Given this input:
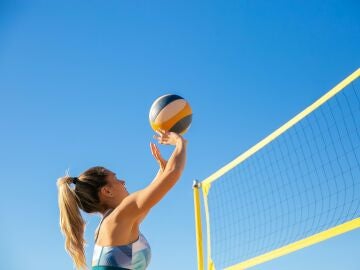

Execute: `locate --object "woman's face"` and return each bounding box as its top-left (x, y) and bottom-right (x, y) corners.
top-left (105, 171), bottom-right (129, 199)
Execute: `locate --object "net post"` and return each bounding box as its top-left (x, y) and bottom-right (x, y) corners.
top-left (193, 180), bottom-right (204, 270)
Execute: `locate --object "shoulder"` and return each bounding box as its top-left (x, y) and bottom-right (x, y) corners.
top-left (110, 192), bottom-right (144, 222)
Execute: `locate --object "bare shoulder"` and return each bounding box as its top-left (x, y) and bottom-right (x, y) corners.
top-left (111, 191), bottom-right (143, 221)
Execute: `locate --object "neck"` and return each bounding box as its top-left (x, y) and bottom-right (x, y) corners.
top-left (99, 194), bottom-right (128, 215)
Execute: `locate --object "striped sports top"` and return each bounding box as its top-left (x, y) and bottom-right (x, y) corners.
top-left (92, 209), bottom-right (151, 270)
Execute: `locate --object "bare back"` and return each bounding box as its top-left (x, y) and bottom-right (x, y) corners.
top-left (96, 210), bottom-right (145, 247)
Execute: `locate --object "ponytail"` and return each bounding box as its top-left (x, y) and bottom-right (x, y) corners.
top-left (57, 177), bottom-right (87, 270)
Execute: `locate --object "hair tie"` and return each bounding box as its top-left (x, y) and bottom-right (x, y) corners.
top-left (72, 177), bottom-right (79, 185)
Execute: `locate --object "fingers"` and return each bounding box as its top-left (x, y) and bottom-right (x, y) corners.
top-left (153, 129), bottom-right (170, 144)
top-left (150, 142), bottom-right (161, 160)
top-left (150, 142), bottom-right (158, 156)
top-left (153, 129), bottom-right (184, 146)
top-left (150, 142), bottom-right (155, 155)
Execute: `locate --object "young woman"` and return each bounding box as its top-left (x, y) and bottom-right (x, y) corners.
top-left (57, 130), bottom-right (187, 270)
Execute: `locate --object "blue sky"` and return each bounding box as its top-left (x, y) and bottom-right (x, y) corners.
top-left (0, 0), bottom-right (359, 269)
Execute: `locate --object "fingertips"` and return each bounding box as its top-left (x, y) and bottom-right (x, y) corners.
top-left (155, 129), bottom-right (163, 136)
top-left (152, 137), bottom-right (162, 145)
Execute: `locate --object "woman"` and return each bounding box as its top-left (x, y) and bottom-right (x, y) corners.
top-left (57, 130), bottom-right (187, 270)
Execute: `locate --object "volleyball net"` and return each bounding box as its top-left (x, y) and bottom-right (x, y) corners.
top-left (193, 68), bottom-right (360, 270)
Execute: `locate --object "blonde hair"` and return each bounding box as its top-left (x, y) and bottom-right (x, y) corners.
top-left (57, 166), bottom-right (109, 269)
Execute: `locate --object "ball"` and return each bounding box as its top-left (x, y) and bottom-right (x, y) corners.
top-left (149, 94), bottom-right (192, 135)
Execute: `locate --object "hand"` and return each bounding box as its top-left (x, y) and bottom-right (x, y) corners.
top-left (153, 130), bottom-right (185, 145)
top-left (150, 142), bottom-right (167, 171)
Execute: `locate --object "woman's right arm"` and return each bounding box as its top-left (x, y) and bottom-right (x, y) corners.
top-left (119, 131), bottom-right (187, 219)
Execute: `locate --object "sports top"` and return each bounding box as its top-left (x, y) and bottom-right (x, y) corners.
top-left (92, 209), bottom-right (151, 270)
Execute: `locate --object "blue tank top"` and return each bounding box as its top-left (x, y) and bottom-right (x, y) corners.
top-left (92, 210), bottom-right (151, 270)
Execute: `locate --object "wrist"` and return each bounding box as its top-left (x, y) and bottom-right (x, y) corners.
top-left (175, 137), bottom-right (187, 147)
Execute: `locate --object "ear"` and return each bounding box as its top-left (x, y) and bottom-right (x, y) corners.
top-left (99, 186), bottom-right (113, 198)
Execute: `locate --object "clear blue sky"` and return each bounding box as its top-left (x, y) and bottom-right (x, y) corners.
top-left (0, 0), bottom-right (359, 269)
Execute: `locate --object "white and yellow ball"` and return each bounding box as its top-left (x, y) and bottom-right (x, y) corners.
top-left (149, 94), bottom-right (192, 135)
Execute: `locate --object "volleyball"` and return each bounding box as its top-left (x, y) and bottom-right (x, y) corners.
top-left (149, 94), bottom-right (192, 135)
